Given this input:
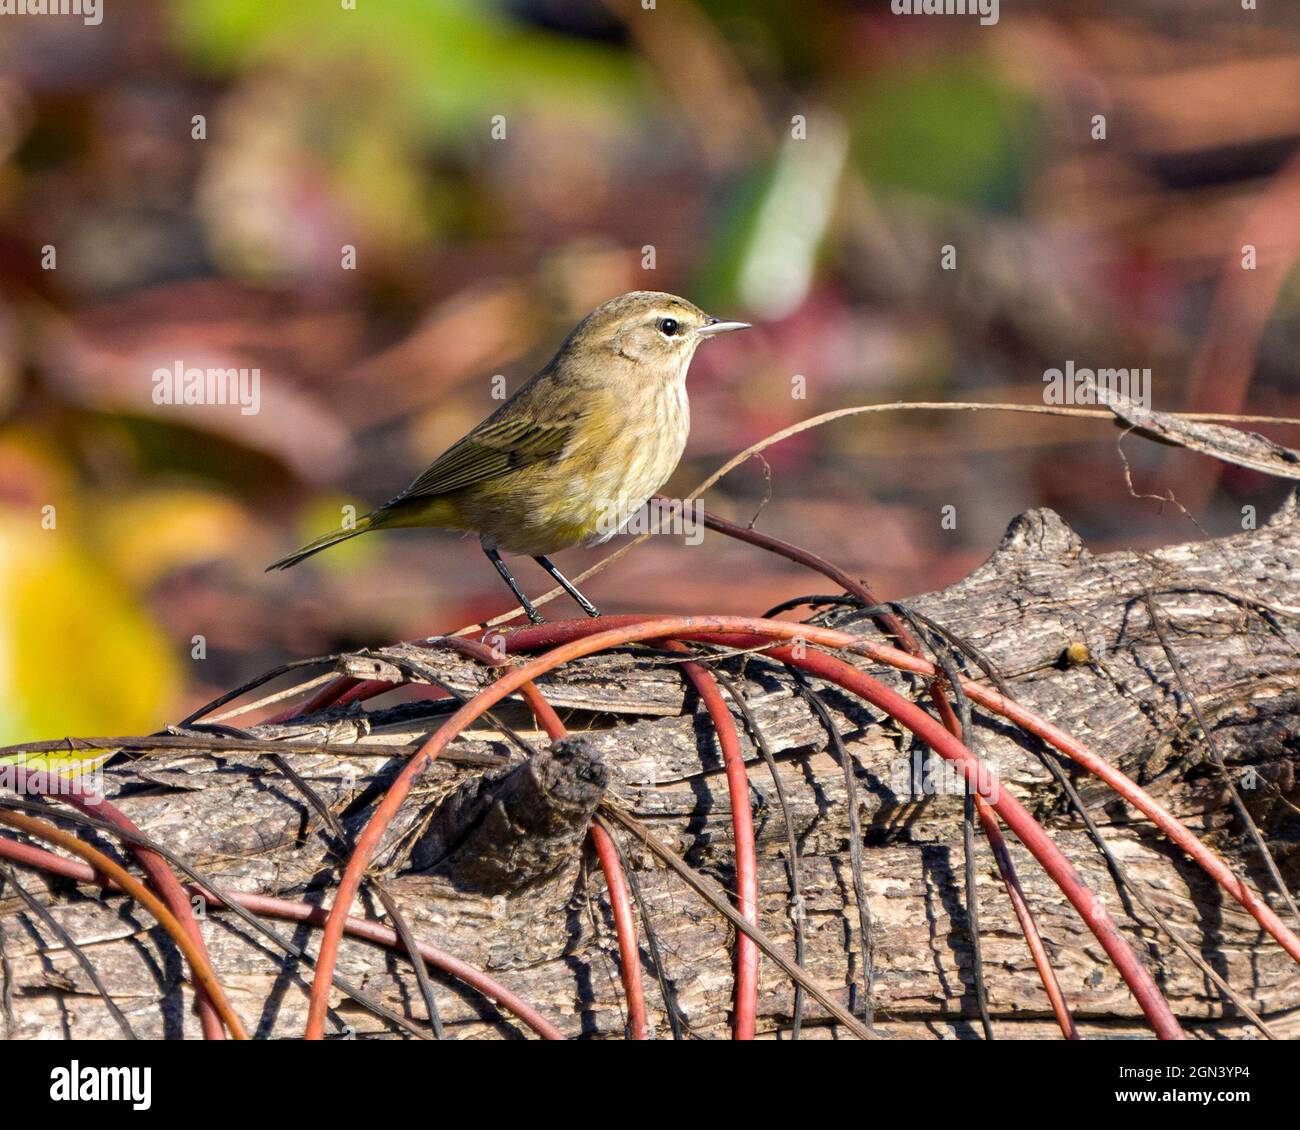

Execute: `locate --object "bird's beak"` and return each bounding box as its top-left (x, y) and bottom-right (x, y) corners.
top-left (696, 317), bottom-right (751, 337)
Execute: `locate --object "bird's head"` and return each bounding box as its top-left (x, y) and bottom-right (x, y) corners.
top-left (562, 291), bottom-right (750, 373)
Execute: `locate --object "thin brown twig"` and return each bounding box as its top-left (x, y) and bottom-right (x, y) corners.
top-left (0, 734), bottom-right (450, 761)
top-left (454, 401), bottom-right (1300, 634)
top-left (891, 604), bottom-right (1278, 1038)
top-left (0, 794), bottom-right (435, 1039)
top-left (0, 809), bottom-right (248, 1039)
top-left (788, 672), bottom-right (875, 1028)
top-left (263, 748), bottom-right (444, 1040)
top-left (0, 860), bottom-right (138, 1039)
top-left (601, 802), bottom-right (877, 1039)
top-left (1142, 588), bottom-right (1300, 931)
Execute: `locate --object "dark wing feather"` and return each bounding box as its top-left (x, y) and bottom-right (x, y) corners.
top-left (388, 415), bottom-right (577, 504)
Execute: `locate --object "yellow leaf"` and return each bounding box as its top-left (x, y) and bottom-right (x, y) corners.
top-left (0, 510), bottom-right (179, 763)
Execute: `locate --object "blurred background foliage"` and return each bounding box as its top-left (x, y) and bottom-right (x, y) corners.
top-left (1, 0), bottom-right (1299, 738)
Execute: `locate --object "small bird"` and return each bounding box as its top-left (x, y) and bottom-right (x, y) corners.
top-left (267, 291), bottom-right (749, 622)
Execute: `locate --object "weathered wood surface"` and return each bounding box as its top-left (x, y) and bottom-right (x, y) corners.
top-left (2, 505), bottom-right (1299, 1040)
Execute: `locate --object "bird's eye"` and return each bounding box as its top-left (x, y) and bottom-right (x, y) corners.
top-left (658, 317), bottom-right (680, 337)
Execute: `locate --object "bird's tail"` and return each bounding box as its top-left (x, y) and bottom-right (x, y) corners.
top-left (266, 514), bottom-right (374, 571)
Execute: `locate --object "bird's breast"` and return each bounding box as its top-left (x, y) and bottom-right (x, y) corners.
top-left (598, 378), bottom-right (689, 497)
top-left (555, 378), bottom-right (690, 544)
top-left (474, 375), bottom-right (691, 556)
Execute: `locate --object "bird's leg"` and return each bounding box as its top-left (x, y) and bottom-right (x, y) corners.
top-left (483, 546), bottom-right (545, 624)
top-left (533, 555), bottom-right (601, 618)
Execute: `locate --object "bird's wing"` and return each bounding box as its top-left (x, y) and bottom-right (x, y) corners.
top-left (388, 414), bottom-right (578, 503)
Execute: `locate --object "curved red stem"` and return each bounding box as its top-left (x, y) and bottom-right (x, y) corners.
top-left (191, 611), bottom-right (1298, 1038)
top-left (663, 641), bottom-right (758, 1040)
top-left (298, 615), bottom-right (1188, 1039)
top-left (245, 632), bottom-right (722, 1039)
top-left (764, 644), bottom-right (1183, 1039)
top-left (0, 835), bottom-right (563, 1040)
top-left (504, 616), bottom-right (1300, 969)
top-left (588, 822), bottom-right (650, 1039)
top-left (11, 772), bottom-right (227, 1040)
top-left (303, 620), bottom-right (743, 1038)
top-left (429, 638), bottom-right (649, 1039)
top-left (266, 676), bottom-right (362, 723)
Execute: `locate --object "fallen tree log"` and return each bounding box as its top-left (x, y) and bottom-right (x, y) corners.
top-left (2, 503), bottom-right (1299, 1039)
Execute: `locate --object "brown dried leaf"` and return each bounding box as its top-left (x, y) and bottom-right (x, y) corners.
top-left (1105, 392), bottom-right (1300, 481)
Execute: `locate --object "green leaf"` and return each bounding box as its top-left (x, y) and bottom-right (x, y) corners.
top-left (172, 0), bottom-right (641, 130)
top-left (851, 60), bottom-right (1040, 212)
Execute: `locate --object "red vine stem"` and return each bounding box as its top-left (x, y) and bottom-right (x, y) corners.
top-left (0, 808), bottom-right (249, 1039)
top-left (751, 643), bottom-right (1183, 1039)
top-left (588, 822), bottom-right (649, 1039)
top-left (430, 638), bottom-right (649, 1040)
top-left (702, 508), bottom-right (1075, 1035)
top-left (663, 640), bottom-right (758, 1040)
top-left (301, 620), bottom-right (755, 1038)
top-left (0, 834), bottom-right (563, 1040)
top-left (10, 772), bottom-right (227, 1040)
top-left (271, 633), bottom-right (643, 1040)
top-left (302, 615), bottom-right (1186, 1039)
top-left (266, 676), bottom-right (361, 722)
top-left (507, 615), bottom-right (1300, 968)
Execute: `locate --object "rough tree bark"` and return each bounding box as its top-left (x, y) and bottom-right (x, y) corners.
top-left (2, 505), bottom-right (1299, 1040)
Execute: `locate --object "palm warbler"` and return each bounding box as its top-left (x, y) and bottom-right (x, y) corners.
top-left (267, 291), bottom-right (749, 621)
